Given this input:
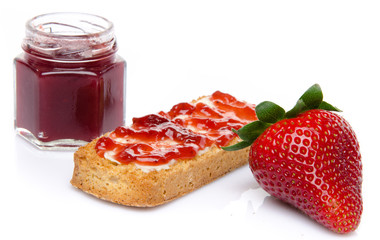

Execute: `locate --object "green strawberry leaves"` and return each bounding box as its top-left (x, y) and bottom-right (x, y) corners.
top-left (285, 84), bottom-right (340, 118)
top-left (220, 140), bottom-right (252, 151)
top-left (255, 101), bottom-right (285, 123)
top-left (319, 101), bottom-right (342, 112)
top-left (222, 102), bottom-right (282, 151)
top-left (222, 84), bottom-right (341, 151)
top-left (227, 121), bottom-right (272, 150)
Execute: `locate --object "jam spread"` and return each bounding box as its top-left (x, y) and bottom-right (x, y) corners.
top-left (95, 91), bottom-right (257, 166)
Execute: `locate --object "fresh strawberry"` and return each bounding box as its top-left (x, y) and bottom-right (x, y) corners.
top-left (223, 84), bottom-right (362, 233)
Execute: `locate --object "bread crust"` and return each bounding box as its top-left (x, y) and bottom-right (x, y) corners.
top-left (70, 138), bottom-right (249, 207)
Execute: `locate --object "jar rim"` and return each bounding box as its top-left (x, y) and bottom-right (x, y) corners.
top-left (26, 12), bottom-right (114, 39)
top-left (23, 12), bottom-right (117, 60)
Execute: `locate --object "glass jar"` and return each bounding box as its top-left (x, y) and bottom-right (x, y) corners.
top-left (14, 12), bottom-right (126, 150)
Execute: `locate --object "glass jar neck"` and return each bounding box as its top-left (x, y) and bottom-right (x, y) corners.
top-left (22, 12), bottom-right (117, 61)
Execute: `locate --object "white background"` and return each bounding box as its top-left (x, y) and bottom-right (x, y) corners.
top-left (1, 0), bottom-right (379, 239)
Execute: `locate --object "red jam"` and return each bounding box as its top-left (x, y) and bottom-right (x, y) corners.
top-left (95, 91), bottom-right (257, 166)
top-left (15, 54), bottom-right (125, 143)
top-left (14, 13), bottom-right (126, 149)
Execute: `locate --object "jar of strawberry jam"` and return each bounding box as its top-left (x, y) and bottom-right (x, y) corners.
top-left (14, 13), bottom-right (126, 150)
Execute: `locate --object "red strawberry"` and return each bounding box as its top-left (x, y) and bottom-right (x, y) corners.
top-left (224, 84), bottom-right (362, 233)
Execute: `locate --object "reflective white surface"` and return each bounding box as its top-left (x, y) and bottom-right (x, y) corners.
top-left (1, 1), bottom-right (379, 239)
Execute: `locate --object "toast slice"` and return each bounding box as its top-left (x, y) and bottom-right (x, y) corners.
top-left (71, 91), bottom-right (256, 207)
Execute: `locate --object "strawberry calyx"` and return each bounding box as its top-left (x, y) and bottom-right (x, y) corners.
top-left (223, 84), bottom-right (341, 151)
